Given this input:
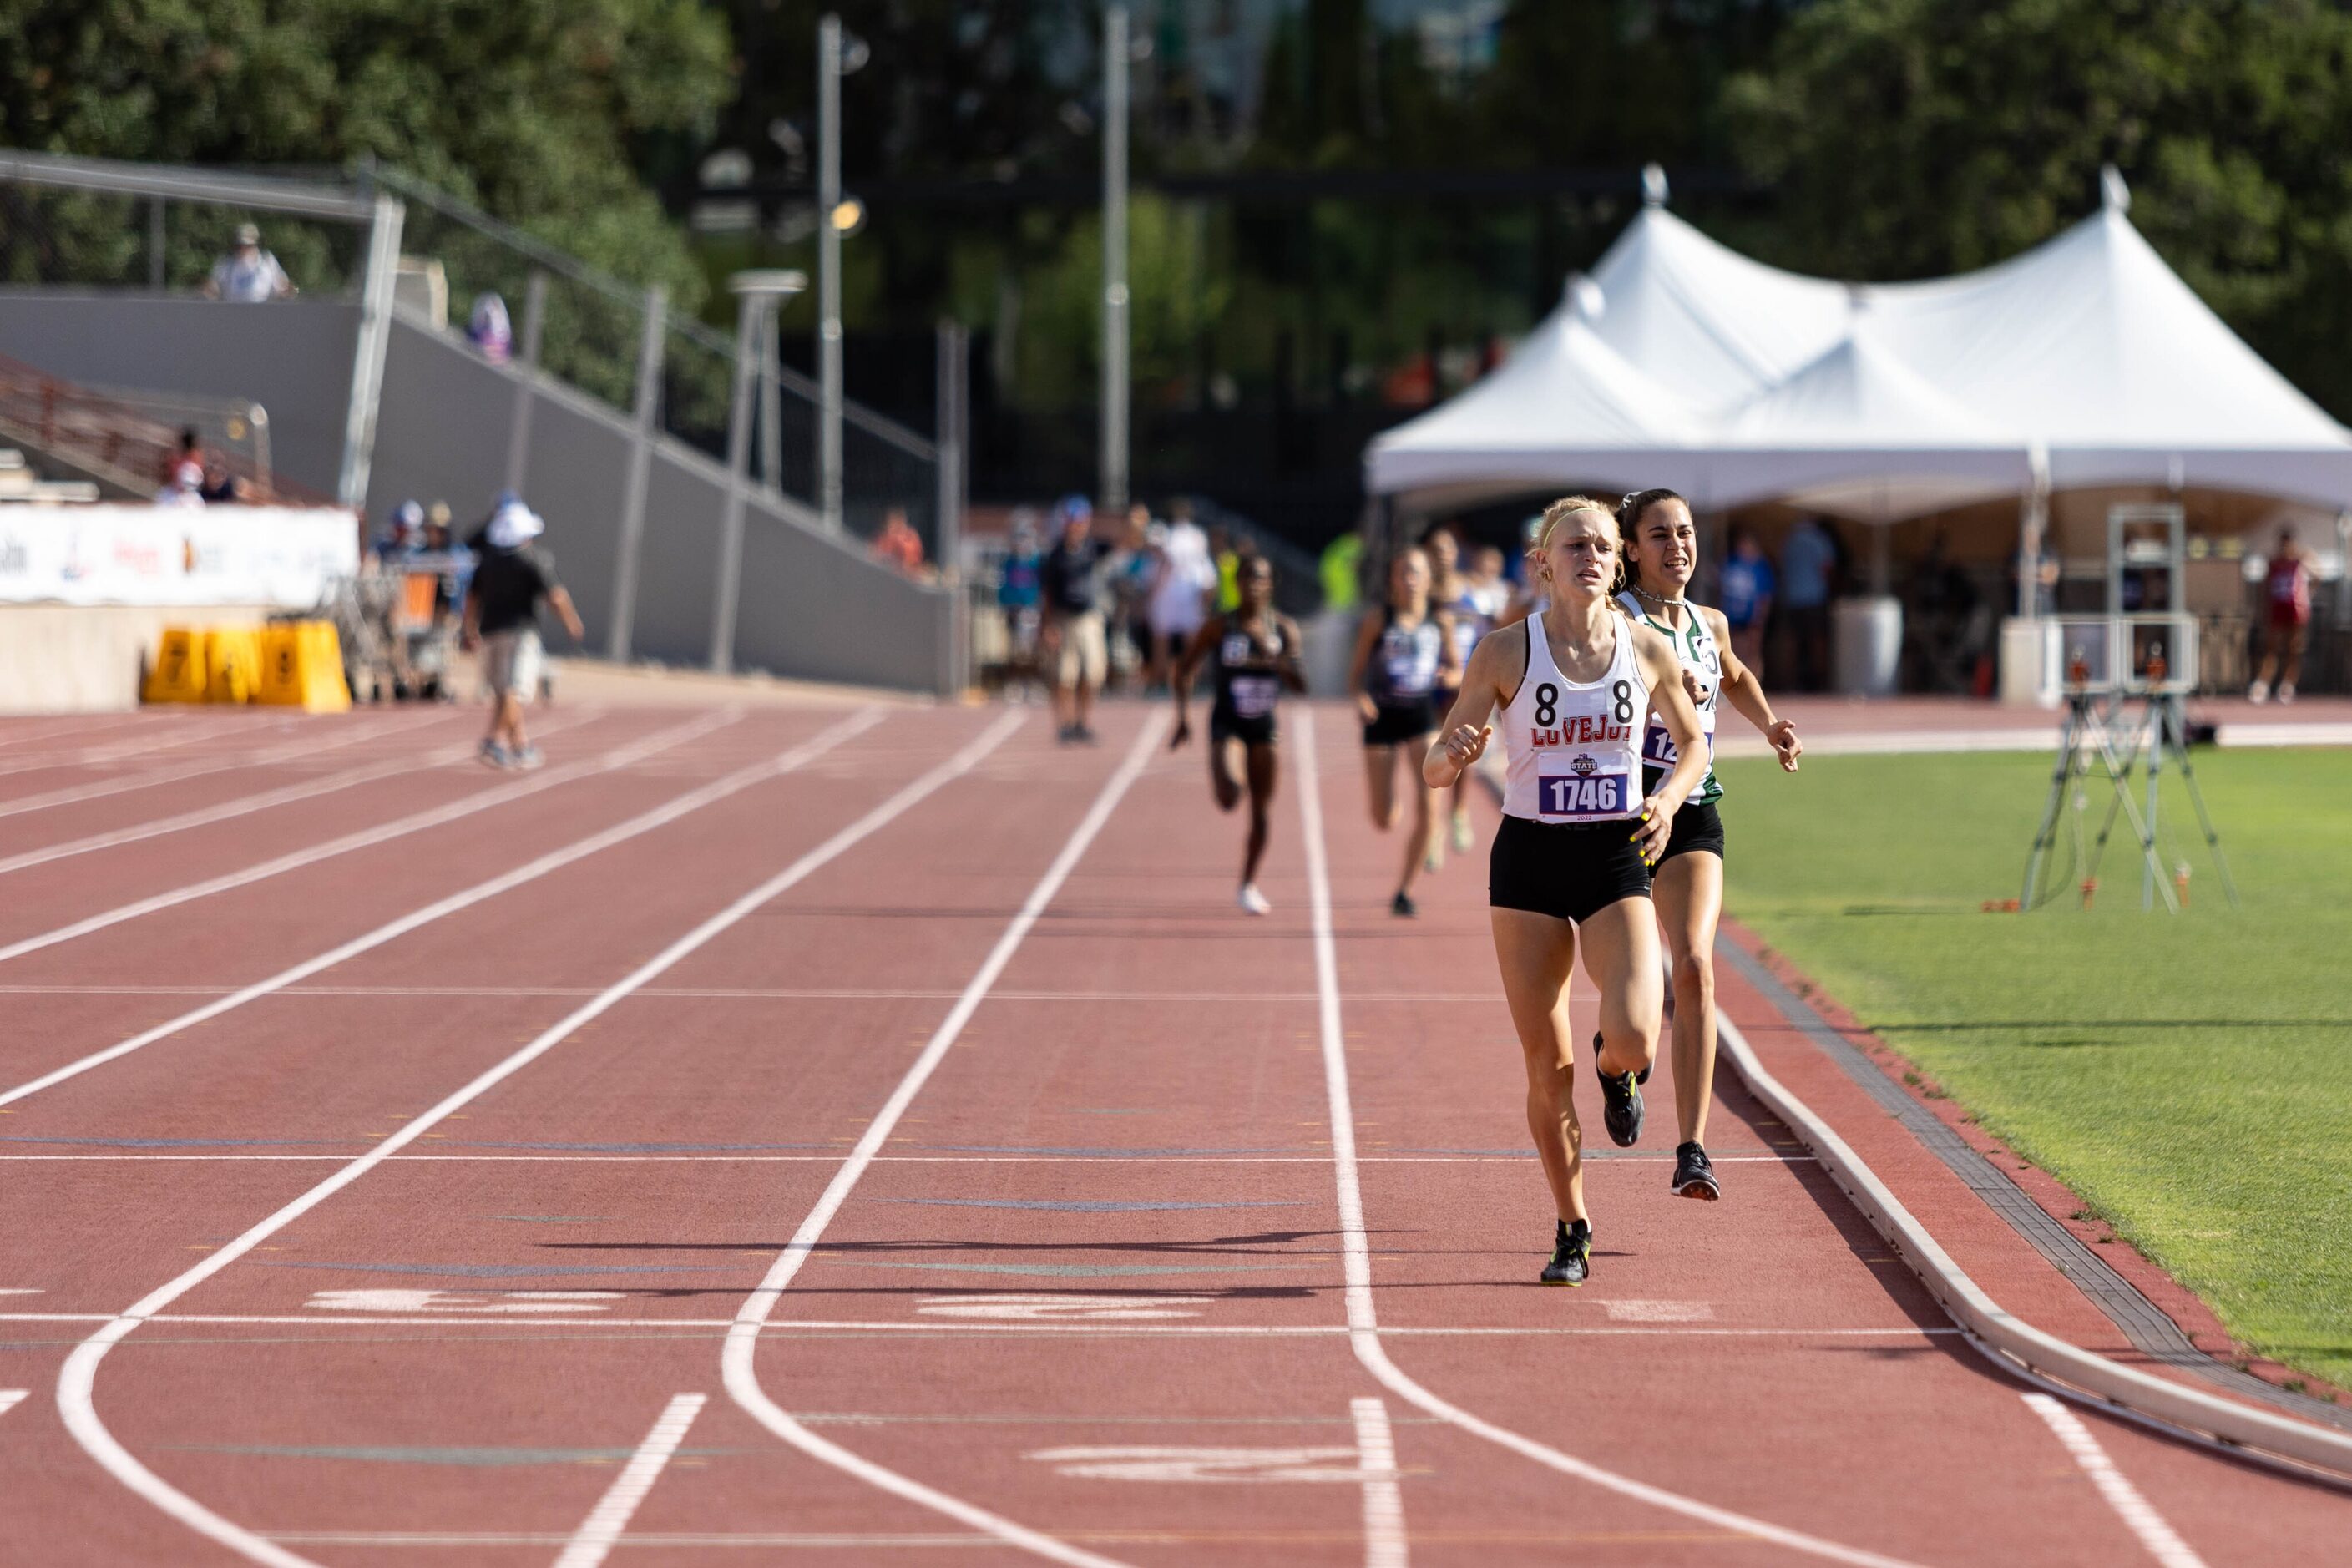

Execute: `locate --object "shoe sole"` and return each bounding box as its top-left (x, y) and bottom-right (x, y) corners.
top-left (1673, 1179), bottom-right (1722, 1201)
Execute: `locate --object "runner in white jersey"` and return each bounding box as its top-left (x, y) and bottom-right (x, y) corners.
top-left (1423, 496), bottom-right (1708, 1287)
top-left (1616, 488), bottom-right (1803, 1202)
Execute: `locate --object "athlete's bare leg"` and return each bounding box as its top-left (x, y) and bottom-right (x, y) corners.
top-left (1394, 734), bottom-right (1439, 897)
top-left (1242, 741), bottom-right (1278, 887)
top-left (1650, 850), bottom-right (1722, 1145)
top-left (1363, 745), bottom-right (1400, 830)
top-left (1490, 907), bottom-right (1586, 1225)
top-left (1210, 736), bottom-right (1245, 812)
top-left (1576, 894), bottom-right (1664, 1085)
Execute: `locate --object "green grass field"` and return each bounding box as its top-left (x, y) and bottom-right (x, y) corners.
top-left (1715, 744), bottom-right (2352, 1393)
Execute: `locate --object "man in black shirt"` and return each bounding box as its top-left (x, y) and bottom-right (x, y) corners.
top-left (1040, 495), bottom-right (1110, 743)
top-left (463, 493), bottom-right (584, 768)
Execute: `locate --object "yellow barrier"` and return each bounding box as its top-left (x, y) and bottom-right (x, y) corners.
top-left (255, 621), bottom-right (352, 713)
top-left (205, 626), bottom-right (262, 704)
top-left (141, 628), bottom-right (210, 705)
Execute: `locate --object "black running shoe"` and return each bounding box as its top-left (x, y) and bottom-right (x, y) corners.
top-left (1540, 1218), bottom-right (1591, 1287)
top-left (1672, 1141), bottom-right (1721, 1201)
top-left (1390, 891), bottom-right (1417, 918)
top-left (1593, 1032), bottom-right (1650, 1148)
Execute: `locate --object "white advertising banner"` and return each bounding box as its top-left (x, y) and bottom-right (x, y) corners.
top-left (0, 506), bottom-right (361, 609)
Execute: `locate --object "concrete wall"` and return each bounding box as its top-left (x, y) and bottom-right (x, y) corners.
top-left (0, 290), bottom-right (953, 692)
top-left (0, 603), bottom-right (266, 712)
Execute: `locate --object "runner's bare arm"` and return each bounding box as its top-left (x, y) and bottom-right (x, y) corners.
top-left (547, 584), bottom-right (586, 643)
top-left (1346, 609), bottom-right (1383, 722)
top-left (1632, 625), bottom-right (1707, 859)
top-left (1168, 616), bottom-right (1224, 750)
top-left (1705, 605), bottom-right (1801, 771)
top-left (1275, 616), bottom-right (1309, 692)
top-left (1423, 630), bottom-right (1508, 788)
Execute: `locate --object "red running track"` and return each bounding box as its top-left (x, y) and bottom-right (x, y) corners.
top-left (0, 699), bottom-right (2343, 1565)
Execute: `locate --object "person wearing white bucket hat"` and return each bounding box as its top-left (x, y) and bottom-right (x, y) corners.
top-left (463, 491), bottom-right (583, 768)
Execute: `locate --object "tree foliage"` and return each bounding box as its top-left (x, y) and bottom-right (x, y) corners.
top-left (0, 0), bottom-right (732, 302)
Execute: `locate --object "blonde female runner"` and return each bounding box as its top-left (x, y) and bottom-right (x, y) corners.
top-left (1423, 496), bottom-right (1708, 1285)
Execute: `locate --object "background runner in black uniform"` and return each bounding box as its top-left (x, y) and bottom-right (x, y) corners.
top-left (1171, 555), bottom-right (1307, 915)
top-left (1347, 545), bottom-right (1459, 917)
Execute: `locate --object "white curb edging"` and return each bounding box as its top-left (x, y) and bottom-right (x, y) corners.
top-left (1713, 1006), bottom-right (2352, 1483)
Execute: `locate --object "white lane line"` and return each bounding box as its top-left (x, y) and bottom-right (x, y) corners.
top-left (1351, 1398), bottom-right (1408, 1568)
top-left (723, 713), bottom-right (1170, 1568)
top-left (0, 984), bottom-right (1494, 1001)
top-left (0, 1312), bottom-right (1962, 1337)
top-left (0, 1152), bottom-right (1818, 1166)
top-left (2021, 1394), bottom-right (2209, 1568)
top-left (0, 1389), bottom-right (24, 1418)
top-left (1293, 709), bottom-right (1922, 1568)
top-left (0, 710), bottom-right (559, 878)
top-left (0, 708), bottom-right (734, 969)
top-left (0, 710), bottom-right (441, 817)
top-left (551, 1393), bottom-right (708, 1568)
top-left (0, 708), bottom-right (852, 1113)
top-left (55, 711), bottom-right (1020, 1568)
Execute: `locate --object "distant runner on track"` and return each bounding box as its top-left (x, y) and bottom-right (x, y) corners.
top-left (1616, 488), bottom-right (1803, 1201)
top-left (1426, 524), bottom-right (1506, 859)
top-left (1423, 495), bottom-right (1707, 1286)
top-left (1170, 555), bottom-right (1307, 916)
top-left (1349, 544), bottom-right (1459, 918)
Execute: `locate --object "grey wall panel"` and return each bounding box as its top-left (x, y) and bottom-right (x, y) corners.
top-left (0, 292), bottom-right (357, 494)
top-left (0, 292), bottom-right (955, 692)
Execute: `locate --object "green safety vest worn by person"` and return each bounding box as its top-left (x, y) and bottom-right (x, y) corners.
top-left (1216, 549), bottom-right (1242, 612)
top-left (1320, 534), bottom-right (1362, 613)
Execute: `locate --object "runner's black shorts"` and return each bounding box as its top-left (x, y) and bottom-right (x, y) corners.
top-left (1210, 706), bottom-right (1277, 748)
top-left (1489, 813), bottom-right (1653, 925)
top-left (1657, 797), bottom-right (1725, 865)
top-left (1362, 697), bottom-right (1438, 747)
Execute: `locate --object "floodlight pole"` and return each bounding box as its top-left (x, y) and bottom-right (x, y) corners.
top-left (713, 271), bottom-right (806, 674)
top-left (1100, 3), bottom-right (1130, 518)
top-left (818, 12), bottom-right (846, 534)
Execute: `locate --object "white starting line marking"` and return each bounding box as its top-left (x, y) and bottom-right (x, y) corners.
top-left (552, 1393), bottom-right (708, 1568)
top-left (2020, 1394), bottom-right (2209, 1568)
top-left (1603, 1300), bottom-right (1713, 1323)
top-left (1352, 1398), bottom-right (1409, 1568)
top-left (1030, 1444), bottom-right (1364, 1483)
top-left (915, 1294), bottom-right (1212, 1322)
top-left (0, 1390), bottom-right (25, 1419)
top-left (305, 1290), bottom-right (625, 1315)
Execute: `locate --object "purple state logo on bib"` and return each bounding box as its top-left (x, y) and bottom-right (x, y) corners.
top-left (1537, 754), bottom-right (1630, 820)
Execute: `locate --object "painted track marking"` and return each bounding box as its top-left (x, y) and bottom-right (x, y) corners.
top-left (0, 709), bottom-right (581, 877)
top-left (55, 710), bottom-right (1022, 1568)
top-left (0, 708), bottom-right (732, 968)
top-left (0, 709), bottom-right (847, 1112)
top-left (1292, 707), bottom-right (1924, 1568)
top-left (551, 1393), bottom-right (708, 1568)
top-left (0, 1389), bottom-right (23, 1419)
top-left (1352, 1398), bottom-right (1409, 1568)
top-left (722, 712), bottom-right (1171, 1568)
top-left (0, 708), bottom-right (441, 812)
top-left (2021, 1394), bottom-right (2209, 1568)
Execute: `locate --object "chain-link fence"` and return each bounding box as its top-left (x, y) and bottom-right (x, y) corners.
top-left (0, 180), bottom-right (366, 296)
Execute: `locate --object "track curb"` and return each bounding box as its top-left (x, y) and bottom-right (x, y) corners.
top-left (1712, 987), bottom-right (2352, 1485)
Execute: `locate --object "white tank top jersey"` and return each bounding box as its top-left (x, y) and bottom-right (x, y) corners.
top-left (1500, 615), bottom-right (1648, 823)
top-left (1616, 589), bottom-right (1722, 797)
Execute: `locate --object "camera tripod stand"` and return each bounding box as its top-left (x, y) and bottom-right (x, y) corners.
top-left (2021, 687), bottom-right (2238, 913)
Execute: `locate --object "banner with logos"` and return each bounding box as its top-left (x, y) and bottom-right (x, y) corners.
top-left (0, 506), bottom-right (361, 609)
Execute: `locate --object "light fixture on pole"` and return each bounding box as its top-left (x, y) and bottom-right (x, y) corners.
top-left (817, 13), bottom-right (868, 536)
top-left (711, 268), bottom-right (807, 674)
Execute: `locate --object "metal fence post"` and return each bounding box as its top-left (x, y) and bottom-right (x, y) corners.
top-left (336, 191), bottom-right (405, 509)
top-left (609, 284), bottom-right (667, 662)
top-left (148, 197), bottom-right (165, 291)
top-left (503, 269), bottom-right (549, 498)
top-left (937, 320), bottom-right (968, 694)
top-left (711, 294), bottom-right (763, 674)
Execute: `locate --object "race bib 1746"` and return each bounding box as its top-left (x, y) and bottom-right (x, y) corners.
top-left (1537, 770), bottom-right (1630, 820)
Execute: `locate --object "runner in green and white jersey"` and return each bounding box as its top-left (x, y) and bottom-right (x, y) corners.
top-left (1615, 488), bottom-right (1804, 1202)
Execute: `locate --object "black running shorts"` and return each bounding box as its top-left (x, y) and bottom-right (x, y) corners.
top-left (1362, 698), bottom-right (1438, 747)
top-left (1210, 706), bottom-right (1277, 748)
top-left (1488, 812), bottom-right (1653, 925)
top-left (1656, 798), bottom-right (1725, 866)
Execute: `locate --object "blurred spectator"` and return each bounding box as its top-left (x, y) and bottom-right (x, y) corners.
top-left (1778, 514), bottom-right (1835, 691)
top-left (1105, 503), bottom-right (1159, 690)
top-left (872, 508), bottom-right (925, 575)
top-left (374, 500), bottom-right (427, 560)
top-left (1717, 526), bottom-right (1775, 676)
top-left (1319, 531), bottom-right (1363, 614)
top-left (153, 459), bottom-right (205, 508)
top-left (1150, 509), bottom-right (1216, 690)
top-left (204, 225), bottom-right (295, 302)
top-left (199, 455), bottom-right (245, 505)
top-left (1041, 495), bottom-right (1110, 744)
top-left (2250, 528), bottom-right (2314, 704)
top-left (426, 503), bottom-right (463, 625)
top-left (997, 511), bottom-right (1044, 703)
top-left (463, 493), bottom-right (583, 768)
top-left (468, 292), bottom-right (514, 363)
top-left (163, 427), bottom-right (205, 488)
top-left (1208, 522), bottom-right (1242, 612)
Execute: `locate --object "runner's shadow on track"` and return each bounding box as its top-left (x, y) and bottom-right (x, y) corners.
top-left (538, 1229), bottom-right (1377, 1260)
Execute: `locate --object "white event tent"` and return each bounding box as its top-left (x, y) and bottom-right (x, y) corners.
top-left (1366, 171), bottom-right (2352, 524)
